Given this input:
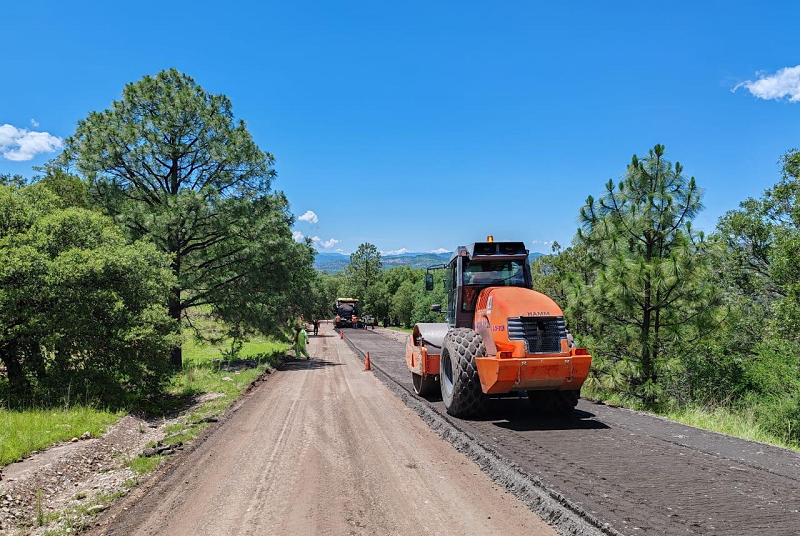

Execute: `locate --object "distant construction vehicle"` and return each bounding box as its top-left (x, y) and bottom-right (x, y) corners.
top-left (334, 298), bottom-right (360, 329)
top-left (405, 237), bottom-right (592, 417)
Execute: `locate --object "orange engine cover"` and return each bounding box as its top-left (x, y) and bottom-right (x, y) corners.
top-left (472, 286), bottom-right (591, 393)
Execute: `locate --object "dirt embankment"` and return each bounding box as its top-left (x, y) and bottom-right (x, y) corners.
top-left (0, 391), bottom-right (227, 536)
top-left (1, 415), bottom-right (159, 535)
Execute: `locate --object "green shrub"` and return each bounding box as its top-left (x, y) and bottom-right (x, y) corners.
top-left (745, 391), bottom-right (800, 445)
top-left (0, 182), bottom-right (177, 407)
top-left (743, 340), bottom-right (800, 396)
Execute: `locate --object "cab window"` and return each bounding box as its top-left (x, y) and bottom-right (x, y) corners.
top-left (462, 260), bottom-right (525, 287)
top-left (461, 259), bottom-right (526, 312)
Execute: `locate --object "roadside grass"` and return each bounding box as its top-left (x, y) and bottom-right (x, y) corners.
top-left (1, 315), bottom-right (288, 469)
top-left (173, 330), bottom-right (287, 413)
top-left (126, 454), bottom-right (166, 475)
top-left (1, 311), bottom-right (287, 536)
top-left (40, 489), bottom-right (127, 536)
top-left (583, 387), bottom-right (800, 453)
top-left (664, 405), bottom-right (800, 452)
top-left (0, 407), bottom-right (121, 467)
top-left (387, 326), bottom-right (413, 333)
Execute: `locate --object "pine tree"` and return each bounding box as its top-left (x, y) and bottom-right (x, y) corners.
top-left (58, 69), bottom-right (311, 369)
top-left (578, 144), bottom-right (719, 403)
top-left (345, 243), bottom-right (383, 302)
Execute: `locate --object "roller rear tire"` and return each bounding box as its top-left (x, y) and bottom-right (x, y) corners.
top-left (440, 328), bottom-right (487, 418)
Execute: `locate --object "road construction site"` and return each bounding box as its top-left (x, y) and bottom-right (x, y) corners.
top-left (88, 322), bottom-right (800, 536)
top-left (342, 327), bottom-right (800, 536)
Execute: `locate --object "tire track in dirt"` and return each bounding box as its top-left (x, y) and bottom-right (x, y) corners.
top-left (93, 325), bottom-right (556, 536)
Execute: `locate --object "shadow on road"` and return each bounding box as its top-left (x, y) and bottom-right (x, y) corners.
top-left (421, 394), bottom-right (611, 431)
top-left (280, 358), bottom-right (343, 371)
top-left (492, 415), bottom-right (609, 432)
top-left (486, 399), bottom-right (610, 431)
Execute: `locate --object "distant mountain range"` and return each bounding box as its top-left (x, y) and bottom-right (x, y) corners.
top-left (314, 251), bottom-right (544, 273)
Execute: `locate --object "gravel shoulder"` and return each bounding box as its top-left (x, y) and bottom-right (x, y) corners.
top-left (90, 324), bottom-right (556, 536)
top-left (1, 414), bottom-right (165, 535)
top-left (342, 327), bottom-right (800, 536)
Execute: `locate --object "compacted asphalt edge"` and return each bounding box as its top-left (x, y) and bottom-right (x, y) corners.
top-left (340, 329), bottom-right (619, 536)
top-left (342, 328), bottom-right (800, 536)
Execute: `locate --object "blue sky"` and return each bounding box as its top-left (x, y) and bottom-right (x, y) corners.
top-left (2, 1), bottom-right (798, 254)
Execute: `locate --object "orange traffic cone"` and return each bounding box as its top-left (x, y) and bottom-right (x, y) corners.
top-left (364, 351), bottom-right (371, 371)
top-left (340, 331), bottom-right (343, 340)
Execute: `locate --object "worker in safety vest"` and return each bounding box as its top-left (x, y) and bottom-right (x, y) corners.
top-left (294, 325), bottom-right (310, 360)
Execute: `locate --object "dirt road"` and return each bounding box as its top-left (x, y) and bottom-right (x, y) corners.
top-left (95, 325), bottom-right (556, 536)
top-left (344, 328), bottom-right (800, 536)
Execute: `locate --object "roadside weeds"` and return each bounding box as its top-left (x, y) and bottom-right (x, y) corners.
top-left (582, 388), bottom-right (800, 454)
top-left (1, 346), bottom-right (286, 536)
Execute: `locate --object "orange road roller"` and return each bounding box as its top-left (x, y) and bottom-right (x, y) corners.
top-left (405, 238), bottom-right (592, 417)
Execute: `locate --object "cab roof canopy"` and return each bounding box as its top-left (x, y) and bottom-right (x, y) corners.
top-left (450, 241), bottom-right (529, 262)
top-left (336, 298), bottom-right (359, 302)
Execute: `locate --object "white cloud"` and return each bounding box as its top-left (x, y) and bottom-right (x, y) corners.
top-left (30, 118), bottom-right (39, 127)
top-left (0, 124), bottom-right (63, 161)
top-left (295, 228), bottom-right (338, 249)
top-left (298, 210), bottom-right (319, 224)
top-left (429, 248), bottom-right (450, 254)
top-left (734, 65), bottom-right (800, 102)
top-left (382, 248), bottom-right (413, 255)
top-left (530, 240), bottom-right (555, 247)
top-left (310, 236), bottom-right (340, 249)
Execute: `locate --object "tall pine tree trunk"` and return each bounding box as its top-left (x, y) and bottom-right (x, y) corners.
top-left (641, 286), bottom-right (652, 382)
top-left (169, 252), bottom-right (182, 370)
top-left (641, 241), bottom-right (653, 386)
top-left (653, 294), bottom-right (661, 383)
top-left (1, 341), bottom-right (29, 399)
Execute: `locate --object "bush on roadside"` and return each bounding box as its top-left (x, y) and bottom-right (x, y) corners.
top-left (0, 182), bottom-right (178, 407)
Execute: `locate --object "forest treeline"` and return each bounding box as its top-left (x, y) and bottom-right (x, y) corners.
top-left (302, 242), bottom-right (448, 328)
